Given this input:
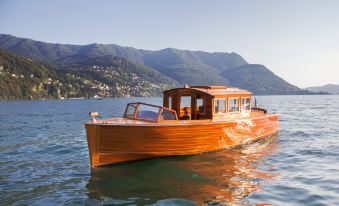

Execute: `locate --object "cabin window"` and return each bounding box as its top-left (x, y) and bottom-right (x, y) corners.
top-left (241, 97), bottom-right (251, 111)
top-left (125, 103), bottom-right (137, 118)
top-left (196, 98), bottom-right (205, 113)
top-left (214, 99), bottom-right (226, 114)
top-left (161, 109), bottom-right (177, 120)
top-left (228, 98), bottom-right (239, 112)
top-left (168, 96), bottom-right (172, 109)
top-left (181, 96), bottom-right (191, 108)
top-left (136, 104), bottom-right (160, 121)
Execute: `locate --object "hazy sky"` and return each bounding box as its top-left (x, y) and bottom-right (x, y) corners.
top-left (1, 0), bottom-right (339, 88)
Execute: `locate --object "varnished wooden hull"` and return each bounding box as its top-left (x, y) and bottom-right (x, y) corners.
top-left (85, 114), bottom-right (278, 167)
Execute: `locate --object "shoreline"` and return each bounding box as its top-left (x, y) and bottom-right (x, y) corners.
top-left (0, 93), bottom-right (336, 102)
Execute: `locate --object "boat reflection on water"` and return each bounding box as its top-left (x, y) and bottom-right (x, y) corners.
top-left (86, 135), bottom-right (279, 205)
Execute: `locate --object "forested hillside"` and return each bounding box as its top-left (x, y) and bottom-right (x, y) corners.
top-left (0, 49), bottom-right (177, 100)
top-left (0, 34), bottom-right (315, 98)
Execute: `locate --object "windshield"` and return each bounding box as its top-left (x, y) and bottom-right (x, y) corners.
top-left (124, 102), bottom-right (177, 122)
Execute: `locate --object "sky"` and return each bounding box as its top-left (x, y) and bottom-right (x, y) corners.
top-left (1, 0), bottom-right (339, 88)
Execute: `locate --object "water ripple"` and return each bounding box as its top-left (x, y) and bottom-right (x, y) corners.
top-left (1, 96), bottom-right (339, 205)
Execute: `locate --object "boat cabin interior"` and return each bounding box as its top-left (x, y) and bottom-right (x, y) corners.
top-left (123, 85), bottom-right (257, 123)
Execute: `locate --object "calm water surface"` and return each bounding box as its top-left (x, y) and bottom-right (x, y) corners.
top-left (1, 96), bottom-right (339, 205)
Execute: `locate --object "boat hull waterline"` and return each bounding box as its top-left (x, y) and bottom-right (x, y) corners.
top-left (85, 114), bottom-right (278, 167)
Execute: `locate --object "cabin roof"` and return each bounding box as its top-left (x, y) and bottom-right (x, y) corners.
top-left (163, 85), bottom-right (252, 97)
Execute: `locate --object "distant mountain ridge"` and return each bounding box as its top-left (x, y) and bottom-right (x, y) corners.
top-left (305, 84), bottom-right (339, 94)
top-left (0, 34), bottom-right (246, 86)
top-left (0, 34), bottom-right (314, 96)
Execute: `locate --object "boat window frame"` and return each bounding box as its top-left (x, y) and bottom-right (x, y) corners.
top-left (196, 97), bottom-right (206, 114)
top-left (124, 102), bottom-right (138, 119)
top-left (241, 96), bottom-right (251, 111)
top-left (180, 95), bottom-right (191, 109)
top-left (159, 108), bottom-right (178, 121)
top-left (228, 97), bottom-right (240, 113)
top-left (179, 94), bottom-right (192, 120)
top-left (124, 102), bottom-right (178, 122)
top-left (214, 98), bottom-right (227, 115)
top-left (168, 96), bottom-right (173, 110)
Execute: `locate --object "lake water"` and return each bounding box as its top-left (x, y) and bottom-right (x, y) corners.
top-left (1, 95), bottom-right (339, 205)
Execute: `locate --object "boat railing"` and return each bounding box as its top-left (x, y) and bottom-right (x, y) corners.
top-left (123, 102), bottom-right (178, 122)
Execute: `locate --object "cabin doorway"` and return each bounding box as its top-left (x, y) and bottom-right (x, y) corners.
top-left (180, 95), bottom-right (191, 120)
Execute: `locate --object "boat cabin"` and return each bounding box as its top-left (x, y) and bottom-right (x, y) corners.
top-left (163, 85), bottom-right (252, 120)
top-left (123, 85), bottom-right (252, 122)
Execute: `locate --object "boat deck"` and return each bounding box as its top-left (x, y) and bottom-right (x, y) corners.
top-left (86, 111), bottom-right (270, 126)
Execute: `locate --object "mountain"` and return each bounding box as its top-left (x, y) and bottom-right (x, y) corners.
top-left (0, 34), bottom-right (146, 64)
top-left (0, 49), bottom-right (177, 100)
top-left (0, 34), bottom-right (238, 85)
top-left (221, 64), bottom-right (302, 95)
top-left (305, 84), bottom-right (339, 94)
top-left (0, 34), bottom-right (80, 63)
top-left (193, 51), bottom-right (247, 72)
top-left (0, 34), bottom-right (309, 96)
top-left (143, 48), bottom-right (231, 85)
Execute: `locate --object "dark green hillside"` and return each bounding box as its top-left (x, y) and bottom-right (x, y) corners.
top-left (194, 51), bottom-right (247, 72)
top-left (143, 48), bottom-right (229, 85)
top-left (0, 34), bottom-right (145, 64)
top-left (0, 49), bottom-right (178, 100)
top-left (73, 43), bottom-right (145, 64)
top-left (58, 55), bottom-right (179, 97)
top-left (0, 34), bottom-right (244, 86)
top-left (0, 49), bottom-right (99, 100)
top-left (222, 64), bottom-right (301, 95)
top-left (0, 34), bottom-right (312, 96)
top-left (0, 34), bottom-right (81, 63)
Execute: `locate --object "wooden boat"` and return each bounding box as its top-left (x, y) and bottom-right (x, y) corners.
top-left (85, 85), bottom-right (278, 167)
